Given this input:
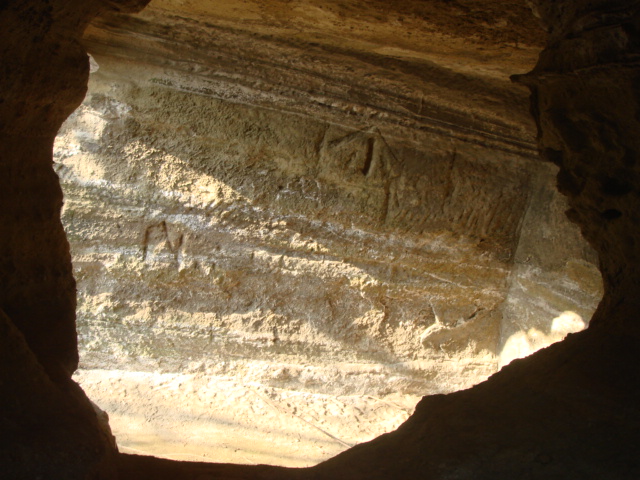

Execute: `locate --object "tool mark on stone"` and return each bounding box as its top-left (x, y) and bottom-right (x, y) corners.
top-left (248, 388), bottom-right (353, 449)
top-left (327, 130), bottom-right (363, 149)
top-left (320, 126), bottom-right (403, 224)
top-left (443, 149), bottom-right (457, 207)
top-left (419, 95), bottom-right (425, 116)
top-left (314, 125), bottom-right (330, 164)
top-left (372, 129), bottom-right (402, 225)
top-left (362, 136), bottom-right (375, 177)
top-left (142, 221), bottom-right (184, 261)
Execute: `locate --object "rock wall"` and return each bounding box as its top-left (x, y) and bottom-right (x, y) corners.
top-left (53, 2), bottom-right (600, 400)
top-left (519, 0), bottom-right (640, 332)
top-left (4, 0), bottom-right (640, 479)
top-left (0, 1), bottom-right (150, 478)
top-left (498, 165), bottom-right (601, 366)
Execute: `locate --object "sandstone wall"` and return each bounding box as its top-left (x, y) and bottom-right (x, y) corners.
top-left (53, 4), bottom-right (601, 397)
top-left (3, 0), bottom-right (640, 479)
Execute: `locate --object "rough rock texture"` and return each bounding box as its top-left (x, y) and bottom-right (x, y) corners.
top-left (108, 0), bottom-right (640, 478)
top-left (54, 1), bottom-right (600, 414)
top-left (519, 0), bottom-right (640, 333)
top-left (2, 0), bottom-right (640, 479)
top-left (310, 1), bottom-right (640, 478)
top-left (0, 309), bottom-right (117, 479)
top-left (53, 38), bottom-right (594, 459)
top-left (0, 1), bottom-right (150, 478)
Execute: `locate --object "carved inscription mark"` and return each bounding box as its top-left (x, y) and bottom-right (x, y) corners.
top-left (142, 221), bottom-right (184, 262)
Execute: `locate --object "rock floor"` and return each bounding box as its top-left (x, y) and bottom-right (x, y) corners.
top-left (74, 368), bottom-right (420, 467)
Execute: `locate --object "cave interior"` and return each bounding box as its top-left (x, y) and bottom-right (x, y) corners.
top-left (1, 0), bottom-right (640, 479)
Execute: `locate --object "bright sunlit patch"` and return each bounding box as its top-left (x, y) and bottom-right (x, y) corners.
top-left (499, 311), bottom-right (586, 368)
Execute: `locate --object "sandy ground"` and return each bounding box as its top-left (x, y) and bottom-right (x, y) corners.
top-left (75, 368), bottom-right (420, 467)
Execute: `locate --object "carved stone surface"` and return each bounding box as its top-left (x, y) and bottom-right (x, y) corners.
top-left (1, 0), bottom-right (639, 478)
top-left (54, 3), bottom-right (599, 404)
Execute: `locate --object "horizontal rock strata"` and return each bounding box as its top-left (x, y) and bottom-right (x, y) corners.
top-left (54, 2), bottom-right (601, 400)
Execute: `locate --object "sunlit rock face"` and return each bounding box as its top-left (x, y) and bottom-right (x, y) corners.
top-left (3, 0), bottom-right (640, 479)
top-left (54, 0), bottom-right (601, 400)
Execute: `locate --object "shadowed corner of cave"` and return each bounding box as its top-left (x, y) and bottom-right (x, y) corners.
top-left (2, 0), bottom-right (640, 479)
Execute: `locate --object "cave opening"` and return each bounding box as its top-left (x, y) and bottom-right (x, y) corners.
top-left (6, 0), bottom-right (640, 478)
top-left (52, 0), bottom-right (603, 470)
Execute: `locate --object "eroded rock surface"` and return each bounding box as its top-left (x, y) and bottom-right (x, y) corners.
top-left (53, 1), bottom-right (601, 408)
top-left (47, 2), bottom-right (603, 466)
top-left (3, 0), bottom-right (638, 478)
top-left (0, 1), bottom-right (149, 478)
